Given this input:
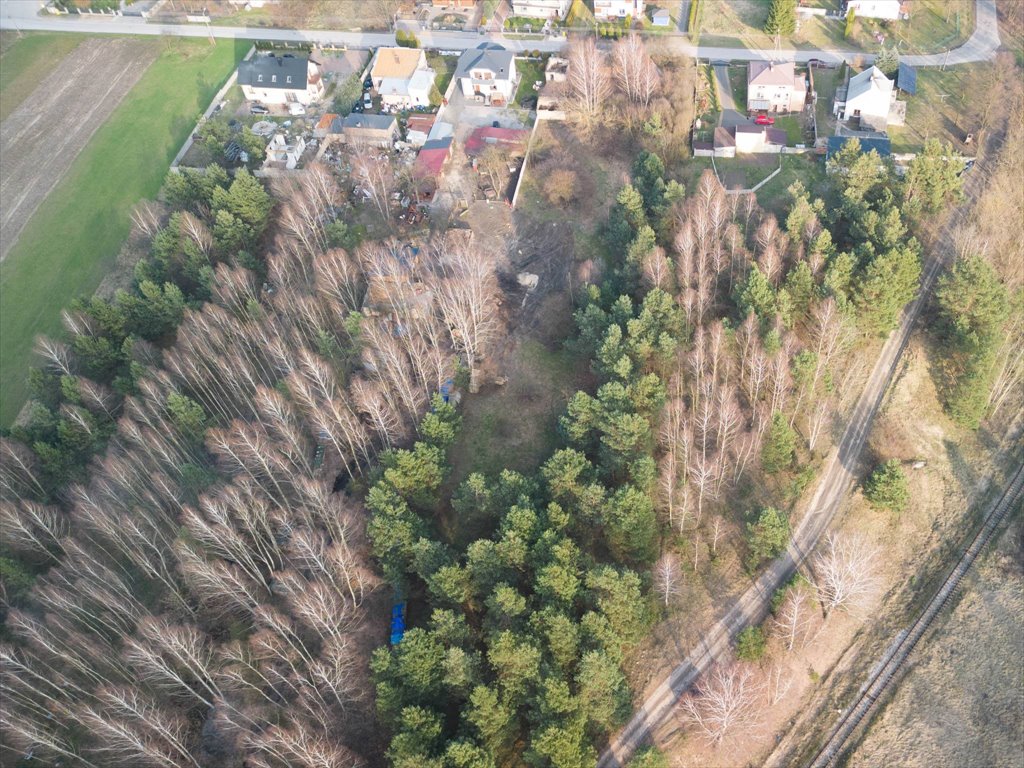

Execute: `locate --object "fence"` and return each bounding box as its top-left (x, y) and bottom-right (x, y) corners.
top-left (170, 44), bottom-right (256, 171)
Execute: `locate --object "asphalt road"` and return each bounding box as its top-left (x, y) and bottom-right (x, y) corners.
top-left (0, 0), bottom-right (1000, 67)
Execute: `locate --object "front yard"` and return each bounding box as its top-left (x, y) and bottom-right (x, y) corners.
top-left (698, 0), bottom-right (974, 55)
top-left (426, 52), bottom-right (459, 97)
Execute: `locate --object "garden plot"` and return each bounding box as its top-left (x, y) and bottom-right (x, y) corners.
top-left (0, 38), bottom-right (157, 261)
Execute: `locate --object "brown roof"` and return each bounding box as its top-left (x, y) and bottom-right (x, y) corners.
top-left (749, 60), bottom-right (797, 87)
top-left (371, 48), bottom-right (423, 80)
top-left (713, 126), bottom-right (735, 148)
top-left (316, 113), bottom-right (339, 132)
top-left (766, 128), bottom-right (788, 145)
top-left (406, 113), bottom-right (437, 133)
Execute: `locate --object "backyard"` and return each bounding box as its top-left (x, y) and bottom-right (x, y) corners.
top-left (0, 36), bottom-right (249, 425)
top-left (887, 63), bottom-right (988, 154)
top-left (699, 0), bottom-right (974, 55)
top-left (514, 57), bottom-right (546, 107)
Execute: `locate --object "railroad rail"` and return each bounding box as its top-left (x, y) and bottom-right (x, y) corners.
top-left (807, 461), bottom-right (1024, 768)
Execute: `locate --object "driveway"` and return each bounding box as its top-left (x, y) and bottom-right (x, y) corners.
top-left (713, 64), bottom-right (748, 129)
top-left (441, 89), bottom-right (527, 132)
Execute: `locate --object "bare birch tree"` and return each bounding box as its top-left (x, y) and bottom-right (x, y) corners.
top-left (813, 532), bottom-right (881, 616)
top-left (653, 552), bottom-right (682, 607)
top-left (679, 661), bottom-right (763, 746)
top-left (567, 36), bottom-right (610, 131)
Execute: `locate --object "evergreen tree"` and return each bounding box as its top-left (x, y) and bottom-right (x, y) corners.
top-left (903, 138), bottom-right (964, 214)
top-left (735, 625), bottom-right (767, 661)
top-left (761, 412), bottom-right (797, 474)
top-left (764, 0), bottom-right (797, 36)
top-left (746, 507), bottom-right (790, 569)
top-left (863, 459), bottom-right (909, 513)
top-left (855, 244), bottom-right (921, 335)
top-left (737, 265), bottom-right (777, 324)
top-left (874, 44), bottom-right (899, 76)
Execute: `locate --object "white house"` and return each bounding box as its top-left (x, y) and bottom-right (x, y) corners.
top-left (593, 0), bottom-right (644, 22)
top-left (238, 55), bottom-right (325, 106)
top-left (652, 8), bottom-right (671, 26)
top-left (747, 61), bottom-right (806, 113)
top-left (264, 133), bottom-right (306, 170)
top-left (370, 47), bottom-right (436, 109)
top-left (843, 0), bottom-right (907, 21)
top-left (837, 65), bottom-right (894, 130)
top-left (512, 0), bottom-right (571, 19)
top-left (455, 45), bottom-right (518, 107)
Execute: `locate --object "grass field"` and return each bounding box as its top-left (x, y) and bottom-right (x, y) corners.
top-left (0, 37), bottom-right (249, 425)
top-left (0, 31), bottom-right (85, 121)
top-left (698, 0), bottom-right (973, 55)
top-left (887, 63), bottom-right (985, 154)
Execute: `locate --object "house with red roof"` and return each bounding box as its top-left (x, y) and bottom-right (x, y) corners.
top-left (413, 137), bottom-right (453, 193)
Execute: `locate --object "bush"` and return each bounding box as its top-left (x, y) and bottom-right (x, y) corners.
top-left (863, 459), bottom-right (909, 514)
top-left (736, 625), bottom-right (767, 661)
top-left (544, 168), bottom-right (579, 206)
top-left (395, 29), bottom-right (420, 48)
top-left (844, 8), bottom-right (856, 39)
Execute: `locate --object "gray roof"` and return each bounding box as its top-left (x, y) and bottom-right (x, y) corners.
top-left (341, 113), bottom-right (397, 131)
top-left (238, 55), bottom-right (308, 90)
top-left (826, 135), bottom-right (891, 159)
top-left (455, 45), bottom-right (515, 81)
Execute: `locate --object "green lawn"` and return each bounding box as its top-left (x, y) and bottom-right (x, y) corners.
top-left (697, 0), bottom-right (973, 55)
top-left (0, 32), bottom-right (86, 121)
top-left (772, 114), bottom-right (804, 145)
top-left (515, 58), bottom-right (545, 107)
top-left (0, 37), bottom-right (249, 425)
top-left (754, 154), bottom-right (827, 216)
top-left (812, 65), bottom-right (841, 141)
top-left (886, 64), bottom-right (983, 154)
top-left (425, 52), bottom-right (458, 96)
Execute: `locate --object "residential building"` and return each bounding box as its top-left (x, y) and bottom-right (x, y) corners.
top-left (238, 55), bottom-right (325, 105)
top-left (455, 45), bottom-right (518, 107)
top-left (511, 0), bottom-right (571, 20)
top-left (652, 8), bottom-right (671, 26)
top-left (747, 60), bottom-right (807, 113)
top-left (593, 0), bottom-right (644, 22)
top-left (842, 0), bottom-right (907, 21)
top-left (432, 0), bottom-right (477, 8)
top-left (370, 47), bottom-right (436, 108)
top-left (406, 114), bottom-right (438, 147)
top-left (836, 65), bottom-right (894, 130)
top-left (341, 113), bottom-right (399, 146)
top-left (264, 133), bottom-right (305, 169)
top-left (413, 137), bottom-right (454, 193)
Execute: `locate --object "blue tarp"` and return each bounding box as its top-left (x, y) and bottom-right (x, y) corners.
top-left (390, 602), bottom-right (406, 645)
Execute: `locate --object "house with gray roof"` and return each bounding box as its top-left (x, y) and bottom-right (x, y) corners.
top-left (340, 113), bottom-right (398, 146)
top-left (238, 54), bottom-right (325, 106)
top-left (455, 45), bottom-right (518, 107)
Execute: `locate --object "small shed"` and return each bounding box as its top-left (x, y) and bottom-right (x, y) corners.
top-left (406, 113), bottom-right (437, 147)
top-left (896, 61), bottom-right (917, 95)
top-left (652, 8), bottom-right (671, 26)
top-left (413, 137), bottom-right (453, 191)
top-left (341, 113), bottom-right (398, 147)
top-left (314, 112), bottom-right (339, 139)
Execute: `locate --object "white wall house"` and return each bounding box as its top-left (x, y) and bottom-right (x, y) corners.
top-left (455, 46), bottom-right (518, 107)
top-left (370, 48), bottom-right (436, 109)
top-left (593, 0), bottom-right (645, 21)
top-left (264, 133), bottom-right (306, 170)
top-left (837, 65), bottom-right (894, 131)
top-left (747, 61), bottom-right (806, 113)
top-left (843, 0), bottom-right (906, 21)
top-left (238, 55), bottom-right (325, 106)
top-left (511, 0), bottom-right (571, 19)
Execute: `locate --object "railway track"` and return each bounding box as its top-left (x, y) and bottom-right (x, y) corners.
top-left (806, 461), bottom-right (1024, 768)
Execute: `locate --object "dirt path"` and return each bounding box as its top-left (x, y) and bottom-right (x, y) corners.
top-left (597, 111), bottom-right (1002, 768)
top-left (0, 38), bottom-right (157, 261)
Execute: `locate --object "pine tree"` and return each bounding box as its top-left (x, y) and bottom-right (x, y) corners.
top-left (874, 44), bottom-right (899, 77)
top-left (761, 412), bottom-right (797, 474)
top-left (764, 0), bottom-right (797, 36)
top-left (863, 459), bottom-right (909, 513)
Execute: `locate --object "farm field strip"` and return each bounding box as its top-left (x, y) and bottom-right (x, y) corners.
top-left (0, 38), bottom-right (158, 262)
top-left (0, 37), bottom-right (249, 425)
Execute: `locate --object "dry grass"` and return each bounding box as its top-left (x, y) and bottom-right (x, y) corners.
top-left (848, 513), bottom-right (1024, 768)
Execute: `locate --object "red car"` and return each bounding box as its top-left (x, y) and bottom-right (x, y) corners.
top-left (754, 114), bottom-right (775, 126)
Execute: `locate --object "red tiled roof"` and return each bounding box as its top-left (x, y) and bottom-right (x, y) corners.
top-left (464, 125), bottom-right (529, 156)
top-left (414, 142), bottom-right (452, 177)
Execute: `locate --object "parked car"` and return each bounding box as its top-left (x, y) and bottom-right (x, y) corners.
top-left (754, 114), bottom-right (775, 125)
top-left (288, 102), bottom-right (306, 116)
top-left (363, 92), bottom-right (373, 108)
top-left (249, 103), bottom-right (269, 115)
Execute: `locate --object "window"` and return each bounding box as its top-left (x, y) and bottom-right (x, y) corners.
top-left (272, 75), bottom-right (277, 83)
top-left (257, 74), bottom-right (263, 82)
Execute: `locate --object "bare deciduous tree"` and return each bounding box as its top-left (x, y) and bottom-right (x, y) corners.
top-left (653, 552), bottom-right (682, 606)
top-left (352, 153), bottom-right (395, 220)
top-left (773, 586), bottom-right (812, 651)
top-left (813, 532), bottom-right (881, 616)
top-left (567, 36), bottom-right (610, 131)
top-left (612, 34), bottom-right (660, 109)
top-left (679, 661), bottom-right (763, 746)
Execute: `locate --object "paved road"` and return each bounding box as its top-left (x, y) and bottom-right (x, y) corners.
top-left (712, 63), bottom-right (748, 129)
top-left (596, 129), bottom-right (998, 768)
top-left (0, 0), bottom-right (1001, 67)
